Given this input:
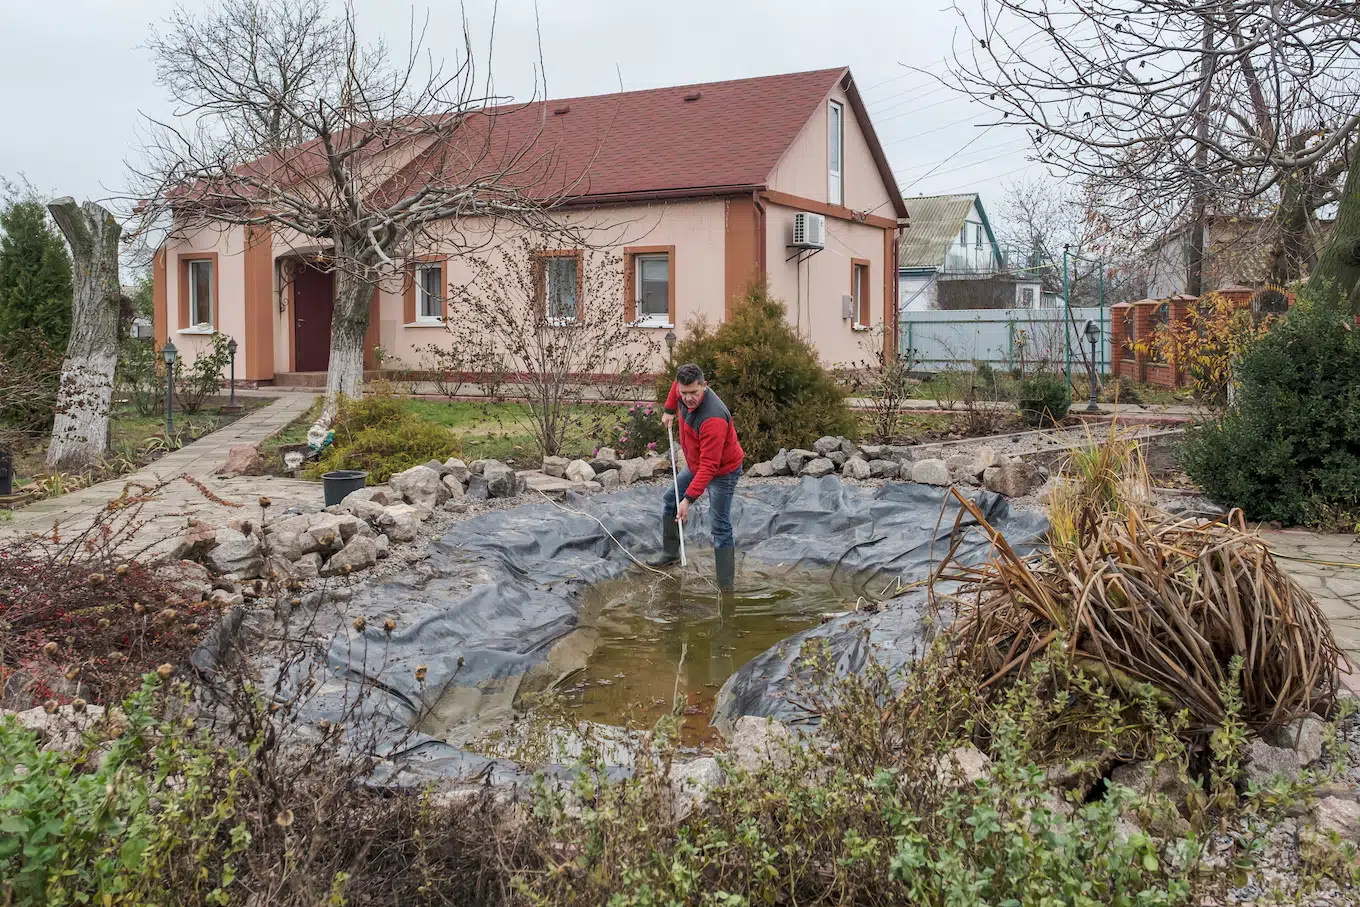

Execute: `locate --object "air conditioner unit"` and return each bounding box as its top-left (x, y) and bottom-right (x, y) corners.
top-left (791, 212), bottom-right (826, 249)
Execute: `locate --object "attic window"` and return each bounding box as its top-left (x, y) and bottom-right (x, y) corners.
top-left (553, 105), bottom-right (571, 115)
top-left (683, 91), bottom-right (702, 102)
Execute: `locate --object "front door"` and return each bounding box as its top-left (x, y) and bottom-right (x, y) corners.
top-left (293, 264), bottom-right (333, 372)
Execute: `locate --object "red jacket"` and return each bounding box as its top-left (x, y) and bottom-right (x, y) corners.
top-left (664, 382), bottom-right (745, 501)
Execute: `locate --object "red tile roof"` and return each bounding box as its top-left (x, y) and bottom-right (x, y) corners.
top-left (378, 67), bottom-right (902, 210)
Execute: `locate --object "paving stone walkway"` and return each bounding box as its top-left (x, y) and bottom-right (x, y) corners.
top-left (2, 395), bottom-right (323, 554)
top-left (1264, 530), bottom-right (1360, 689)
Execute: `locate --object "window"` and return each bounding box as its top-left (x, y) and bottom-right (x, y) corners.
top-left (975, 224), bottom-right (983, 250)
top-left (960, 225), bottom-right (968, 248)
top-left (539, 253), bottom-right (580, 323)
top-left (828, 100), bottom-right (844, 205)
top-left (416, 264), bottom-right (443, 321)
top-left (851, 259), bottom-right (870, 328)
top-left (635, 253), bottom-right (670, 325)
top-left (188, 259), bottom-right (213, 328)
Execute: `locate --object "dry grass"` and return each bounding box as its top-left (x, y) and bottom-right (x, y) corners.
top-left (934, 422), bottom-right (1348, 736)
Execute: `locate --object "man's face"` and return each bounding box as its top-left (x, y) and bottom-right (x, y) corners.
top-left (677, 380), bottom-right (706, 409)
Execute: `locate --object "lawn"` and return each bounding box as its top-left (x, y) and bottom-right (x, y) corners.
top-left (402, 399), bottom-right (627, 463)
top-left (912, 370), bottom-right (1191, 408)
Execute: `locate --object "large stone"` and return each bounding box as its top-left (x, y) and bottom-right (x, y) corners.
top-left (216, 443), bottom-right (267, 477)
top-left (292, 552), bottom-right (323, 580)
top-left (669, 757), bottom-right (725, 818)
top-left (769, 450), bottom-right (791, 476)
top-left (935, 746), bottom-right (992, 785)
top-left (338, 497), bottom-right (387, 527)
top-left (443, 458), bottom-right (471, 484)
top-left (266, 529), bottom-right (310, 562)
top-left (858, 444), bottom-right (887, 461)
top-left (465, 475), bottom-right (491, 502)
top-left (1243, 739), bottom-right (1304, 786)
top-left (469, 459), bottom-right (491, 476)
top-left (843, 456), bottom-right (872, 480)
top-left (378, 504), bottom-right (422, 543)
top-left (11, 703), bottom-right (125, 752)
top-left (1311, 797), bottom-right (1360, 845)
top-left (566, 459), bottom-right (596, 484)
top-left (728, 716), bottom-right (794, 773)
top-left (1110, 761), bottom-right (1192, 801)
top-left (483, 461), bottom-right (523, 498)
top-left (308, 513), bottom-right (365, 548)
top-left (389, 465), bottom-right (448, 510)
top-left (813, 436), bottom-right (842, 456)
top-left (912, 459), bottom-right (951, 486)
top-left (748, 461), bottom-right (775, 478)
top-left (590, 448), bottom-right (620, 472)
top-left (343, 485), bottom-right (395, 507)
top-left (175, 519), bottom-right (218, 560)
top-left (983, 461), bottom-right (1041, 498)
top-left (542, 456), bottom-right (570, 478)
top-left (423, 458), bottom-right (451, 477)
top-left (628, 457), bottom-right (654, 481)
top-left (599, 469), bottom-right (621, 491)
top-left (442, 474), bottom-right (466, 503)
top-left (973, 446), bottom-right (1000, 472)
top-left (867, 459), bottom-right (900, 479)
top-left (156, 560), bottom-right (213, 600)
top-left (206, 527), bottom-right (263, 578)
top-left (375, 534), bottom-right (390, 559)
top-left (945, 453), bottom-right (973, 474)
top-left (322, 535), bottom-right (379, 576)
top-left (840, 438), bottom-right (858, 457)
top-left (828, 450), bottom-right (848, 468)
top-left (1265, 716), bottom-right (1329, 766)
top-left (785, 449), bottom-right (816, 475)
top-left (801, 457), bottom-right (836, 478)
top-left (886, 445), bottom-right (916, 463)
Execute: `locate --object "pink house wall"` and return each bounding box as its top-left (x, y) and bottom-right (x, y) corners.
top-left (768, 84), bottom-right (895, 215)
top-left (164, 221), bottom-right (248, 367)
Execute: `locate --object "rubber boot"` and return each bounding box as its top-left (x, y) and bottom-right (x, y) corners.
top-left (649, 519), bottom-right (681, 567)
top-left (715, 547), bottom-right (736, 593)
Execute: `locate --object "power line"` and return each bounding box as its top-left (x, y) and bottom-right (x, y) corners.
top-left (903, 124), bottom-right (1000, 191)
top-left (883, 113), bottom-right (984, 147)
top-left (892, 139), bottom-right (1029, 177)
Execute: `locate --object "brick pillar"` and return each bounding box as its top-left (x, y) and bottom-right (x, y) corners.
top-left (1170, 298), bottom-right (1190, 387)
top-left (1133, 302), bottom-right (1153, 384)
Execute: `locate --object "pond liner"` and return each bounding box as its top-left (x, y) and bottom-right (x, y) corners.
top-left (206, 476), bottom-right (1048, 785)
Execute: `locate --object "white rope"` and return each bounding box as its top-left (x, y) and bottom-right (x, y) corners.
top-left (666, 420), bottom-right (689, 567)
top-left (533, 488), bottom-right (671, 578)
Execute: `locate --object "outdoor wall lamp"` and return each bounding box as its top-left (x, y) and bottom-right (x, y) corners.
top-left (162, 339), bottom-right (178, 434)
top-left (665, 329), bottom-right (677, 361)
top-left (223, 337), bottom-right (241, 413)
top-left (1083, 319), bottom-right (1101, 412)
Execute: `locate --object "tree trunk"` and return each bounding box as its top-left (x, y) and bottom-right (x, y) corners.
top-left (1186, 17), bottom-right (1213, 298)
top-left (1311, 139), bottom-right (1360, 312)
top-left (316, 262), bottom-right (376, 428)
top-left (44, 198), bottom-right (121, 472)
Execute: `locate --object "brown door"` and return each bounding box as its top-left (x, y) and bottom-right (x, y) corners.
top-left (293, 264), bottom-right (333, 372)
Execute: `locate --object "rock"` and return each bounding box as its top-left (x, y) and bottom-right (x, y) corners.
top-left (599, 469), bottom-right (621, 491)
top-left (785, 449), bottom-right (816, 475)
top-left (441, 474), bottom-right (466, 504)
top-left (375, 534), bottom-right (390, 560)
top-left (589, 457), bottom-right (620, 474)
top-left (542, 456), bottom-right (570, 478)
top-left (389, 465), bottom-right (448, 510)
top-left (378, 504), bottom-right (422, 543)
top-left (983, 461), bottom-right (1041, 498)
top-left (338, 497), bottom-right (387, 526)
top-left (323, 535), bottom-right (379, 576)
top-left (343, 485), bottom-right (395, 507)
top-left (483, 461), bottom-right (523, 498)
top-left (209, 587), bottom-right (245, 608)
top-left (595, 447), bottom-right (618, 462)
top-left (1311, 796), bottom-right (1360, 845)
top-left (579, 480), bottom-right (603, 493)
top-left (945, 453), bottom-right (973, 473)
top-left (769, 450), bottom-right (791, 476)
top-left (175, 519), bottom-right (218, 560)
top-left (1044, 756), bottom-right (1114, 798)
top-left (1265, 716), bottom-right (1328, 766)
top-left (935, 745), bottom-right (992, 785)
top-left (618, 457), bottom-right (653, 484)
top-left (813, 436), bottom-right (842, 455)
top-left (886, 445), bottom-right (916, 464)
top-left (156, 560), bottom-right (212, 600)
top-left (858, 444), bottom-right (887, 461)
top-left (266, 529), bottom-right (309, 562)
top-left (423, 458), bottom-right (451, 477)
top-left (216, 443), bottom-right (267, 477)
top-left (566, 459), bottom-right (596, 484)
top-left (292, 552), bottom-right (323, 580)
top-left (469, 459), bottom-right (491, 476)
top-left (443, 458), bottom-right (470, 484)
top-left (749, 461), bottom-right (775, 478)
top-left (840, 439), bottom-right (858, 457)
top-left (465, 475), bottom-right (491, 502)
top-left (646, 456), bottom-right (669, 475)
top-left (974, 446), bottom-right (1000, 472)
top-left (801, 457), bottom-right (836, 478)
top-left (670, 757), bottom-right (725, 817)
top-left (308, 513), bottom-right (365, 549)
top-left (11, 703), bottom-right (126, 752)
top-left (1243, 739), bottom-right (1304, 786)
top-left (843, 456), bottom-right (872, 480)
top-left (206, 527), bottom-right (263, 578)
top-left (828, 450), bottom-right (848, 468)
top-left (911, 459), bottom-right (951, 486)
top-left (728, 716), bottom-right (794, 773)
top-left (1110, 761), bottom-right (1193, 801)
top-left (590, 449), bottom-right (620, 472)
top-left (867, 459), bottom-right (900, 479)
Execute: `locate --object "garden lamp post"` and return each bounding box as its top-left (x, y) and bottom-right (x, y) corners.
top-left (162, 339), bottom-right (178, 435)
top-left (0, 447), bottom-right (11, 497)
top-left (1083, 319), bottom-right (1101, 412)
top-left (222, 337), bottom-right (241, 413)
top-left (664, 329), bottom-right (677, 365)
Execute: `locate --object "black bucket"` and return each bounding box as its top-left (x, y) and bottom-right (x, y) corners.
top-left (322, 470), bottom-right (368, 507)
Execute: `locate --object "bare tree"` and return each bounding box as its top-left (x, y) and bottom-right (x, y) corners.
top-left (949, 1), bottom-right (1360, 292)
top-left (1311, 140), bottom-right (1360, 309)
top-left (45, 199), bottom-right (122, 472)
top-left (446, 238), bottom-right (658, 457)
top-left (133, 0), bottom-right (589, 429)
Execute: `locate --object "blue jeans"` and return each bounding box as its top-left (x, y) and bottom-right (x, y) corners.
top-left (662, 467), bottom-right (741, 549)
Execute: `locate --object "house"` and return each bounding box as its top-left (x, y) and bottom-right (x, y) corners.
top-left (152, 67), bottom-right (909, 384)
top-left (897, 193), bottom-right (1053, 311)
top-left (1144, 215), bottom-right (1335, 298)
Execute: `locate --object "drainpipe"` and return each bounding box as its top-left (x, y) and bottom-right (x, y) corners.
top-left (752, 190), bottom-right (767, 281)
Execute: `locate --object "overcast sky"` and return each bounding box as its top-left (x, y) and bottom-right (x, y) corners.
top-left (0, 0), bottom-right (1048, 262)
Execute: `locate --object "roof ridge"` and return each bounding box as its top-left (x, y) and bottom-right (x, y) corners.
top-left (493, 67), bottom-right (848, 112)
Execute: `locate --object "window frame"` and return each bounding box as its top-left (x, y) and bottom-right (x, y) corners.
top-left (189, 260), bottom-right (213, 328)
top-left (634, 253), bottom-right (671, 327)
top-left (177, 253), bottom-right (219, 334)
top-left (415, 263), bottom-right (444, 323)
top-left (851, 258), bottom-right (871, 330)
top-left (624, 245), bottom-right (676, 329)
top-left (535, 250), bottom-right (584, 325)
top-left (828, 100), bottom-right (844, 206)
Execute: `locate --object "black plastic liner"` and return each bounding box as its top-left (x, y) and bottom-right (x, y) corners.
top-left (245, 477), bottom-right (1048, 784)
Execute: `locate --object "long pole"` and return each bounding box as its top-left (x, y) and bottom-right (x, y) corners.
top-left (1063, 245), bottom-right (1072, 397)
top-left (666, 421), bottom-right (688, 567)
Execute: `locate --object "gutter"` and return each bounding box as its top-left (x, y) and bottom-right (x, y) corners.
top-left (753, 190), bottom-right (767, 277)
top-left (553, 183), bottom-right (767, 208)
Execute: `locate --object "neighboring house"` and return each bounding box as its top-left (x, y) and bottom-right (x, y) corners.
top-left (1144, 215), bottom-right (1335, 298)
top-left (897, 193), bottom-right (1053, 312)
top-left (152, 67), bottom-right (909, 383)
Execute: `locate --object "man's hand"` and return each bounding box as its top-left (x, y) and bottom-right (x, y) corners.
top-left (677, 498), bottom-right (691, 524)
top-left (661, 412), bottom-right (675, 430)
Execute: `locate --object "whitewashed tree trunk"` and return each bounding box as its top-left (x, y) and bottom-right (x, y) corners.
top-left (315, 263), bottom-right (376, 431)
top-left (45, 198), bottom-right (121, 472)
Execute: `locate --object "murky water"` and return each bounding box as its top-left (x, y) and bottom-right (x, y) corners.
top-left (547, 559), bottom-right (858, 748)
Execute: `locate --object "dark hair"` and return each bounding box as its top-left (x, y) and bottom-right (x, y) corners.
top-left (675, 363), bottom-right (705, 385)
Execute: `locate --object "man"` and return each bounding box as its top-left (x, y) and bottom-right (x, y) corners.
top-left (655, 363), bottom-right (744, 590)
